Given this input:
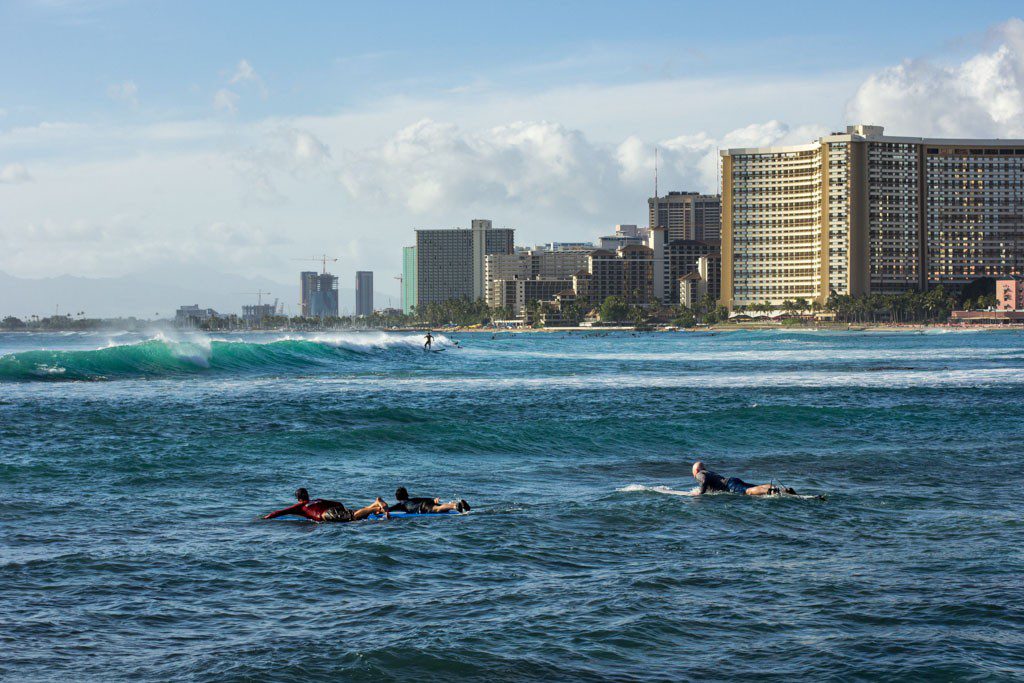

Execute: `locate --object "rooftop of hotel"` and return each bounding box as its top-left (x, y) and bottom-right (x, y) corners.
top-left (721, 125), bottom-right (1024, 156)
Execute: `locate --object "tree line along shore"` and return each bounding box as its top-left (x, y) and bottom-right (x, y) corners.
top-left (1, 283), bottom-right (1013, 333)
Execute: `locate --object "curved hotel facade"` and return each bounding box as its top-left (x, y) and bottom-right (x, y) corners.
top-left (720, 125), bottom-right (1024, 309)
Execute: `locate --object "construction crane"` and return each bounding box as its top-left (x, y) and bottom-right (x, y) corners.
top-left (293, 254), bottom-right (339, 274)
top-left (236, 290), bottom-right (272, 306)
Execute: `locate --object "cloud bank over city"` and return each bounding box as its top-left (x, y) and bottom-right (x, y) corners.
top-left (1, 5), bottom-right (1023, 295)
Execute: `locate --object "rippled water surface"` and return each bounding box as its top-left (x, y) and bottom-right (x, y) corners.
top-left (2, 328), bottom-right (1023, 681)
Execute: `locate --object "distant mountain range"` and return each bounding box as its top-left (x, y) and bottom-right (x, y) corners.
top-left (0, 268), bottom-right (400, 319)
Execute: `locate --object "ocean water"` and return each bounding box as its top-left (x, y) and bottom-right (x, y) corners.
top-left (1, 328), bottom-right (1023, 681)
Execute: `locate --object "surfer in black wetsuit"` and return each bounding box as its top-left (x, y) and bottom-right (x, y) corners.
top-left (691, 461), bottom-right (796, 496)
top-left (389, 486), bottom-right (470, 514)
top-left (424, 331), bottom-right (434, 351)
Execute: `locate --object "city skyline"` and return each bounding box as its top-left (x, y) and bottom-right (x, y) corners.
top-left (2, 2), bottom-right (1024, 308)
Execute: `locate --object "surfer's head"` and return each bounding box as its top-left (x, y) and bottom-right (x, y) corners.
top-left (295, 487), bottom-right (310, 502)
top-left (395, 486), bottom-right (409, 502)
top-left (692, 461), bottom-right (706, 478)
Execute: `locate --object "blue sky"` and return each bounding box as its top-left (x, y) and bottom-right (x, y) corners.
top-left (1, 0), bottom-right (1023, 305)
top-left (2, 0), bottom-right (1017, 125)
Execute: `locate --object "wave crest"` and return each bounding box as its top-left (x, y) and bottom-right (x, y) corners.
top-left (0, 331), bottom-right (447, 382)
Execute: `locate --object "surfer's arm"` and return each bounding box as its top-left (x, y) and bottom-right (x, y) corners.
top-left (263, 503), bottom-right (304, 519)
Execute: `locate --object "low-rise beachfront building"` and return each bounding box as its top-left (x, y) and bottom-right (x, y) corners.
top-left (997, 276), bottom-right (1024, 311)
top-left (488, 277), bottom-right (573, 317)
top-left (175, 304), bottom-right (220, 327)
top-left (483, 248), bottom-right (592, 309)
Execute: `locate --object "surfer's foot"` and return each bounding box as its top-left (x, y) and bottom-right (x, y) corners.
top-left (456, 499), bottom-right (471, 513)
top-left (374, 498), bottom-right (390, 517)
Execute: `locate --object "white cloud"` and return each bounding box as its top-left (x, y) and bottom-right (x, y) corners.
top-left (339, 118), bottom-right (620, 215)
top-left (291, 129), bottom-right (331, 165)
top-left (5, 17), bottom-right (1024, 289)
top-left (847, 18), bottom-right (1024, 137)
top-left (339, 118), bottom-right (828, 222)
top-left (106, 80), bottom-right (138, 106)
top-left (213, 88), bottom-right (239, 114)
top-left (0, 163), bottom-right (32, 183)
top-left (229, 58), bottom-right (269, 98)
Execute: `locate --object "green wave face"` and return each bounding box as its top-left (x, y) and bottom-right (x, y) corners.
top-left (0, 334), bottom-right (435, 382)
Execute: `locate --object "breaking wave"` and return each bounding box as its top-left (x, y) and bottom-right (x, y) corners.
top-left (0, 331), bottom-right (446, 382)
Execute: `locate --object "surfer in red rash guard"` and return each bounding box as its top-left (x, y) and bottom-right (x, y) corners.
top-left (262, 488), bottom-right (389, 522)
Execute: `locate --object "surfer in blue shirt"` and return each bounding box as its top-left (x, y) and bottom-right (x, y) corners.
top-left (691, 461), bottom-right (796, 496)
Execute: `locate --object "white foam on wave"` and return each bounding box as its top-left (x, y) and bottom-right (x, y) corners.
top-left (292, 331), bottom-right (449, 352)
top-left (150, 330), bottom-right (213, 368)
top-left (311, 366), bottom-right (1024, 391)
top-left (618, 484), bottom-right (698, 496)
top-left (31, 363), bottom-right (66, 376)
top-left (480, 346), bottom-right (1017, 363)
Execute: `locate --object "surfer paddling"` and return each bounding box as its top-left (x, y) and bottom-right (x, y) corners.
top-left (388, 486), bottom-right (470, 514)
top-left (262, 488), bottom-right (389, 522)
top-left (690, 461), bottom-right (797, 496)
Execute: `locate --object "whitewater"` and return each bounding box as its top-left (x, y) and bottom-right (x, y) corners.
top-left (2, 328), bottom-right (1023, 681)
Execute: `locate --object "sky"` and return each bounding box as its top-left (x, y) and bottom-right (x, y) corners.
top-left (2, 0), bottom-right (1024, 302)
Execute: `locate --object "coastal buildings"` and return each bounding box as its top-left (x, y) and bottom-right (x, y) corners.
top-left (300, 271), bottom-right (339, 318)
top-left (415, 219), bottom-right (514, 308)
top-left (720, 124), bottom-right (1024, 309)
top-left (998, 276), bottom-right (1024, 311)
top-left (649, 191), bottom-right (722, 241)
top-left (401, 246), bottom-right (417, 314)
top-left (647, 226), bottom-right (719, 305)
top-left (598, 224), bottom-right (648, 250)
top-left (483, 248), bottom-right (591, 302)
top-left (241, 303), bottom-right (276, 325)
top-left (355, 271), bottom-right (373, 316)
top-left (175, 305), bottom-right (220, 327)
top-left (698, 254), bottom-right (722, 302)
top-left (577, 245), bottom-right (654, 306)
top-left (489, 278), bottom-right (573, 317)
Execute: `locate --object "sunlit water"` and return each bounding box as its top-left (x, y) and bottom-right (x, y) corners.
top-left (2, 328), bottom-right (1022, 681)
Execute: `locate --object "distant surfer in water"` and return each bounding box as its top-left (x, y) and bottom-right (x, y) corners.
top-left (389, 486), bottom-right (470, 514)
top-left (424, 331), bottom-right (434, 351)
top-left (691, 461), bottom-right (796, 496)
top-left (262, 488), bottom-right (389, 522)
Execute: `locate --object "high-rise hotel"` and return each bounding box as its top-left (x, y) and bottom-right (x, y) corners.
top-left (720, 125), bottom-right (1024, 309)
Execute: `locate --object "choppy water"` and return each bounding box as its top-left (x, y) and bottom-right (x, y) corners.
top-left (2, 328), bottom-right (1022, 681)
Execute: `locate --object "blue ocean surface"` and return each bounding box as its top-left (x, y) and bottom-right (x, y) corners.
top-left (1, 328), bottom-right (1023, 681)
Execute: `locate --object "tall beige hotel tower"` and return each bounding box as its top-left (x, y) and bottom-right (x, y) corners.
top-left (720, 125), bottom-right (1024, 309)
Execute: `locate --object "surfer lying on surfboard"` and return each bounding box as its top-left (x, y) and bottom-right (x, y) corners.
top-left (262, 488), bottom-right (390, 522)
top-left (389, 486), bottom-right (470, 514)
top-left (690, 461), bottom-right (798, 496)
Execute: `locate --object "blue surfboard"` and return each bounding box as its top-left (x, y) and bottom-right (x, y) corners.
top-left (267, 510), bottom-right (465, 522)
